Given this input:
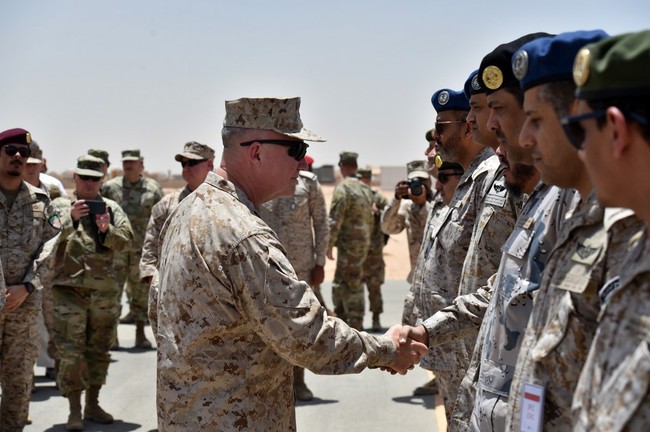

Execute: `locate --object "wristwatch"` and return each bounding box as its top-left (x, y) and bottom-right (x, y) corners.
top-left (24, 282), bottom-right (35, 295)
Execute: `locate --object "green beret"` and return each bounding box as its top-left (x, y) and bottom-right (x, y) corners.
top-left (574, 30), bottom-right (650, 100)
top-left (339, 151), bottom-right (358, 165)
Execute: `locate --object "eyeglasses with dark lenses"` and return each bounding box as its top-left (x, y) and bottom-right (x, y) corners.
top-left (561, 109), bottom-right (649, 150)
top-left (3, 144), bottom-right (31, 158)
top-left (435, 120), bottom-right (466, 135)
top-left (239, 139), bottom-right (309, 161)
top-left (78, 175), bottom-right (102, 182)
top-left (437, 171), bottom-right (464, 184)
top-left (180, 159), bottom-right (207, 168)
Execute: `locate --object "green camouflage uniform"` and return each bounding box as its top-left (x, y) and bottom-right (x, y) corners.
top-left (362, 189), bottom-right (388, 315)
top-left (51, 195), bottom-right (133, 396)
top-left (327, 176), bottom-right (373, 329)
top-left (101, 175), bottom-right (163, 321)
top-left (0, 182), bottom-right (61, 430)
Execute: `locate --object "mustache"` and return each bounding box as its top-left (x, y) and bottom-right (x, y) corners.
top-left (495, 129), bottom-right (506, 140)
top-left (498, 154), bottom-right (510, 167)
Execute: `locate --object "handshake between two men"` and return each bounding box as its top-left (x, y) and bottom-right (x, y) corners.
top-left (379, 324), bottom-right (429, 375)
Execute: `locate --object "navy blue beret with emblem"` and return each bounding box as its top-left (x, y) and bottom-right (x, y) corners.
top-left (478, 32), bottom-right (553, 94)
top-left (463, 69), bottom-right (484, 99)
top-left (513, 30), bottom-right (609, 91)
top-left (431, 88), bottom-right (470, 112)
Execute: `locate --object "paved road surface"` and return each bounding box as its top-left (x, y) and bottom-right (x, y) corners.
top-left (26, 280), bottom-right (442, 431)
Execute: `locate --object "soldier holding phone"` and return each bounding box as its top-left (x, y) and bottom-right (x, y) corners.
top-left (50, 155), bottom-right (134, 430)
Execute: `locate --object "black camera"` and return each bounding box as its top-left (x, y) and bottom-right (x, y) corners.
top-left (407, 177), bottom-right (424, 196)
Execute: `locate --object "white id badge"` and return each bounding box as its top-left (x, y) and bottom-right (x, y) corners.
top-left (520, 383), bottom-right (545, 432)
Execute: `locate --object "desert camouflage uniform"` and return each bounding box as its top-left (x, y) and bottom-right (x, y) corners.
top-left (413, 148), bottom-right (509, 414)
top-left (401, 194), bottom-right (444, 326)
top-left (571, 228), bottom-right (650, 432)
top-left (258, 171), bottom-right (329, 305)
top-left (156, 172), bottom-right (398, 431)
top-left (380, 193), bottom-right (435, 284)
top-left (101, 175), bottom-right (163, 321)
top-left (0, 182), bottom-right (60, 430)
top-left (363, 189), bottom-right (389, 315)
top-left (141, 186), bottom-right (192, 335)
top-left (506, 195), bottom-right (642, 431)
top-left (0, 262), bottom-right (5, 310)
top-left (50, 195), bottom-right (133, 396)
top-left (328, 176), bottom-right (373, 328)
top-left (441, 184), bottom-right (578, 432)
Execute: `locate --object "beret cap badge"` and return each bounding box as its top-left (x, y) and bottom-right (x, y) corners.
top-left (482, 65), bottom-right (504, 90)
top-left (25, 132), bottom-right (32, 144)
top-left (512, 50), bottom-right (529, 80)
top-left (438, 91), bottom-right (450, 105)
top-left (471, 75), bottom-right (481, 91)
top-left (573, 47), bottom-right (591, 87)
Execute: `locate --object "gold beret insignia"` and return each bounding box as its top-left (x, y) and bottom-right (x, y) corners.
top-left (482, 65), bottom-right (504, 90)
top-left (573, 47), bottom-right (591, 87)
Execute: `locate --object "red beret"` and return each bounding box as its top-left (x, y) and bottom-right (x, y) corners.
top-left (0, 128), bottom-right (31, 147)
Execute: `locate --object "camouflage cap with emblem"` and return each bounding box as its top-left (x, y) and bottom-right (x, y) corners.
top-left (573, 30), bottom-right (650, 101)
top-left (339, 151), bottom-right (359, 166)
top-left (75, 155), bottom-right (105, 178)
top-left (88, 149), bottom-right (110, 166)
top-left (27, 141), bottom-right (43, 164)
top-left (407, 160), bottom-right (429, 180)
top-left (478, 32), bottom-right (553, 94)
top-left (174, 141), bottom-right (215, 162)
top-left (512, 30), bottom-right (608, 92)
top-left (121, 149), bottom-right (142, 161)
top-left (223, 97), bottom-right (325, 142)
top-left (431, 88), bottom-right (470, 113)
top-left (0, 128), bottom-right (31, 148)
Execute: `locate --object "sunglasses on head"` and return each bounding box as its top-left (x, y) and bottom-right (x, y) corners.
top-left (239, 139), bottom-right (309, 161)
top-left (437, 171), bottom-right (464, 184)
top-left (2, 144), bottom-right (31, 158)
top-left (180, 159), bottom-right (207, 168)
top-left (561, 108), bottom-right (649, 150)
top-left (78, 175), bottom-right (101, 182)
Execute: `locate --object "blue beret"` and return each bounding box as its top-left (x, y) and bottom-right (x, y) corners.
top-left (463, 69), bottom-right (484, 99)
top-left (513, 30), bottom-right (609, 91)
top-left (0, 128), bottom-right (31, 147)
top-left (478, 32), bottom-right (553, 94)
top-left (431, 88), bottom-right (470, 112)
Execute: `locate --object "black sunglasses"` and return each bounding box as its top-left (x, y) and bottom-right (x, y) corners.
top-left (435, 120), bottom-right (466, 135)
top-left (437, 171), bottom-right (464, 184)
top-left (78, 175), bottom-right (102, 182)
top-left (3, 144), bottom-right (31, 158)
top-left (180, 159), bottom-right (207, 168)
top-left (561, 109), bottom-right (649, 150)
top-left (239, 139), bottom-right (309, 161)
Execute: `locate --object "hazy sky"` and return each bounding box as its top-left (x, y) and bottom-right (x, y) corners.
top-left (1, 1), bottom-right (648, 175)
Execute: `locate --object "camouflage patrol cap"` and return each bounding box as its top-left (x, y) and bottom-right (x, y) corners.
top-left (574, 30), bottom-right (650, 101)
top-left (88, 149), bottom-right (110, 166)
top-left (339, 151), bottom-right (359, 166)
top-left (357, 168), bottom-right (372, 179)
top-left (75, 155), bottom-right (105, 178)
top-left (0, 128), bottom-right (31, 148)
top-left (27, 141), bottom-right (43, 164)
top-left (223, 97), bottom-right (325, 142)
top-left (174, 141), bottom-right (215, 161)
top-left (407, 160), bottom-right (429, 180)
top-left (121, 149), bottom-right (142, 161)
